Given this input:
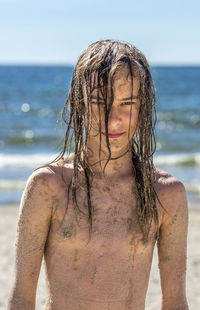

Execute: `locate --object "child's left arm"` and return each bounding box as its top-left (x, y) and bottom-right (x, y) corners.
top-left (157, 178), bottom-right (189, 310)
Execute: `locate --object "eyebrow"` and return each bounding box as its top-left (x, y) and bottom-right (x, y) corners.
top-left (120, 96), bottom-right (138, 100)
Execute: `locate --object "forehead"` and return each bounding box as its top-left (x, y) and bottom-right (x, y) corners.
top-left (90, 67), bottom-right (140, 99)
top-left (113, 68), bottom-right (140, 98)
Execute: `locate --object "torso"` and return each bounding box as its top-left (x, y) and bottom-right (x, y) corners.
top-left (43, 163), bottom-right (163, 310)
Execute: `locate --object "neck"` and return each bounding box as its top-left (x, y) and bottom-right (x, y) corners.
top-left (85, 147), bottom-right (134, 178)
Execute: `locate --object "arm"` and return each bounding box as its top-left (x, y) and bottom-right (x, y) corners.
top-left (7, 168), bottom-right (56, 310)
top-left (157, 177), bottom-right (189, 310)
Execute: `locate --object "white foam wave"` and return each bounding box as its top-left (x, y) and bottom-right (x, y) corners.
top-left (0, 152), bottom-right (200, 169)
top-left (0, 153), bottom-right (58, 168)
top-left (154, 153), bottom-right (200, 166)
top-left (185, 184), bottom-right (200, 195)
top-left (0, 180), bottom-right (25, 190)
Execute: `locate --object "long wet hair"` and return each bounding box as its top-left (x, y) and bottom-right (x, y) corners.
top-left (55, 39), bottom-right (159, 242)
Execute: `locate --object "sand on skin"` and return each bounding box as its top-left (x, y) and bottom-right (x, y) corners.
top-left (0, 204), bottom-right (199, 309)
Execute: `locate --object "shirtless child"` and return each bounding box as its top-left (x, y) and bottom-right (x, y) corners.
top-left (8, 40), bottom-right (189, 310)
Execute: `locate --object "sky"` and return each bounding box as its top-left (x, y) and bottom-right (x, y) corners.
top-left (0, 0), bottom-right (200, 65)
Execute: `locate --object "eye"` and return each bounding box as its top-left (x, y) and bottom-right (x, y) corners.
top-left (91, 101), bottom-right (104, 105)
top-left (121, 101), bottom-right (136, 106)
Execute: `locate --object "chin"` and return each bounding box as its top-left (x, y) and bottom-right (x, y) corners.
top-left (101, 143), bottom-right (130, 158)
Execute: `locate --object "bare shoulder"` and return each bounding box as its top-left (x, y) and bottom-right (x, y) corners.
top-left (28, 154), bottom-right (74, 190)
top-left (154, 168), bottom-right (188, 221)
top-left (21, 155), bottom-right (74, 213)
top-left (155, 167), bottom-right (186, 195)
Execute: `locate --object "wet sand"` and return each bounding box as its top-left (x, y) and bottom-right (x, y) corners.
top-left (0, 204), bottom-right (199, 309)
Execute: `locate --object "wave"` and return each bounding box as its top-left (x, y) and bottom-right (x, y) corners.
top-left (0, 152), bottom-right (200, 169)
top-left (185, 184), bottom-right (200, 195)
top-left (0, 180), bottom-right (25, 190)
top-left (154, 153), bottom-right (200, 167)
top-left (0, 152), bottom-right (58, 169)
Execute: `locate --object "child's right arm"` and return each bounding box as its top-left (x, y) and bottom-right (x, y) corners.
top-left (7, 167), bottom-right (56, 310)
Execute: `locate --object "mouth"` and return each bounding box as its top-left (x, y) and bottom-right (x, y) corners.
top-left (102, 132), bottom-right (125, 139)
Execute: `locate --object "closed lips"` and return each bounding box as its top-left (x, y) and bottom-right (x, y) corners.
top-left (101, 132), bottom-right (125, 138)
top-left (102, 132), bottom-right (124, 135)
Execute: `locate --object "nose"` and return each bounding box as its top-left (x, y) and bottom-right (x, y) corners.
top-left (108, 105), bottom-right (122, 129)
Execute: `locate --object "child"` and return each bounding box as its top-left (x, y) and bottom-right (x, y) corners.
top-left (8, 40), bottom-right (189, 310)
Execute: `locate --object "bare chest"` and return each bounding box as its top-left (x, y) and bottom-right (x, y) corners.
top-left (46, 178), bottom-right (157, 254)
top-left (44, 179), bottom-right (158, 305)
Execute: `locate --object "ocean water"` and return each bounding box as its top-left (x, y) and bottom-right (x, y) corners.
top-left (0, 65), bottom-right (200, 206)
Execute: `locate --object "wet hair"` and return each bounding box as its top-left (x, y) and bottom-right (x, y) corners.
top-left (55, 39), bottom-right (159, 243)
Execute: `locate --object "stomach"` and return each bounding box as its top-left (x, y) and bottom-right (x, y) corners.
top-left (44, 238), bottom-right (154, 310)
top-left (45, 290), bottom-right (146, 310)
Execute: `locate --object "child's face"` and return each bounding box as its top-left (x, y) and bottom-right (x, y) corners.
top-left (85, 67), bottom-right (140, 156)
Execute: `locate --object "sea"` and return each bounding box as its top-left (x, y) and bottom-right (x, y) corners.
top-left (0, 65), bottom-right (200, 207)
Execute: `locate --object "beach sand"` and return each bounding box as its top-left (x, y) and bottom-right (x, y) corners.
top-left (0, 204), bottom-right (199, 310)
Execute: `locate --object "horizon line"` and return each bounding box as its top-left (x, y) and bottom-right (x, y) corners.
top-left (0, 62), bottom-right (200, 67)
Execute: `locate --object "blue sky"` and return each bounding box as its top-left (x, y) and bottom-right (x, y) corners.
top-left (1, 0), bottom-right (200, 65)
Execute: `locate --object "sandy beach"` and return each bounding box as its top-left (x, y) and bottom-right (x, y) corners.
top-left (0, 204), bottom-right (199, 310)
